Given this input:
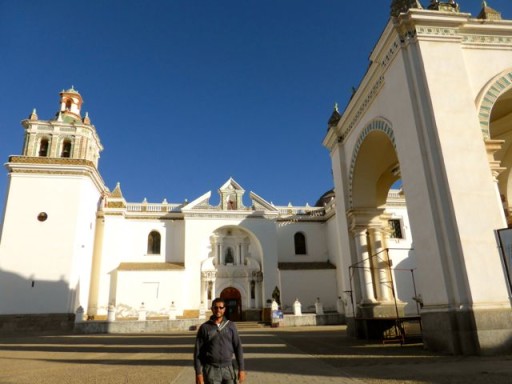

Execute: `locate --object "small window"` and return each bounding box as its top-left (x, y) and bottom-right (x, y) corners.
top-left (39, 138), bottom-right (49, 157)
top-left (61, 139), bottom-right (72, 158)
top-left (65, 100), bottom-right (72, 111)
top-left (389, 219), bottom-right (403, 239)
top-left (294, 232), bottom-right (307, 255)
top-left (147, 231), bottom-right (161, 254)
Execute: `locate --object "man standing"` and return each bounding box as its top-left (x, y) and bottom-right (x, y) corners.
top-left (194, 298), bottom-right (246, 384)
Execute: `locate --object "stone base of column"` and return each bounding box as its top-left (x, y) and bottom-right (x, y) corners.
top-left (357, 301), bottom-right (406, 318)
top-left (422, 307), bottom-right (512, 355)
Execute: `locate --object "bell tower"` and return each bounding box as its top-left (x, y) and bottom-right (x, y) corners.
top-left (0, 88), bottom-right (106, 327)
top-left (21, 86), bottom-right (102, 167)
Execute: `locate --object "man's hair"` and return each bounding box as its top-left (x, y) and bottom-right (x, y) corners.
top-left (211, 297), bottom-right (225, 307)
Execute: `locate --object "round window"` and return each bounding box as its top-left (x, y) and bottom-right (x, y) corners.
top-left (37, 212), bottom-right (48, 222)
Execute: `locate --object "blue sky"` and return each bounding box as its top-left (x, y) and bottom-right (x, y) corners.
top-left (1, 1), bottom-right (511, 208)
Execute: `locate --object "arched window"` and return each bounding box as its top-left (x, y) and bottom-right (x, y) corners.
top-left (147, 231), bottom-right (161, 255)
top-left (294, 232), bottom-right (307, 255)
top-left (225, 247), bottom-right (234, 265)
top-left (65, 100), bottom-right (72, 111)
top-left (39, 138), bottom-right (49, 157)
top-left (61, 139), bottom-right (72, 158)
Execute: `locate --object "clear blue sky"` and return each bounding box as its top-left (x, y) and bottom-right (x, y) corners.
top-left (1, 1), bottom-right (511, 208)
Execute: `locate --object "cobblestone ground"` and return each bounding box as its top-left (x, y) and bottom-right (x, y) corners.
top-left (0, 326), bottom-right (511, 384)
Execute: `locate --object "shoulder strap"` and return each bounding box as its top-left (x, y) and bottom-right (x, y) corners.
top-left (218, 319), bottom-right (230, 332)
top-left (208, 319), bottom-right (230, 341)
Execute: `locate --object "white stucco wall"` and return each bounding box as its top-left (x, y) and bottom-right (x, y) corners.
top-left (0, 172), bottom-right (100, 314)
top-left (276, 221), bottom-right (329, 263)
top-left (279, 269), bottom-right (338, 313)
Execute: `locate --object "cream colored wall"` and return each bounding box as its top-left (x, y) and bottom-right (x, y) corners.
top-left (417, 38), bottom-right (509, 305)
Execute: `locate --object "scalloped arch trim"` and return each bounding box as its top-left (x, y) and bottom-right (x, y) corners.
top-left (479, 71), bottom-right (512, 138)
top-left (348, 119), bottom-right (396, 208)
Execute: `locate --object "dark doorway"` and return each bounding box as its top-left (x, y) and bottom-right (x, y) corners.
top-left (220, 287), bottom-right (242, 321)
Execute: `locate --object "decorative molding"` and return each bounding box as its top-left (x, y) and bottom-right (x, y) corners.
top-left (416, 26), bottom-right (458, 38)
top-left (278, 262), bottom-right (336, 270)
top-left (117, 262), bottom-right (185, 271)
top-left (462, 34), bottom-right (512, 46)
top-left (381, 38), bottom-right (401, 69)
top-left (9, 156), bottom-right (96, 168)
top-left (339, 76), bottom-right (385, 143)
top-left (478, 71), bottom-right (512, 138)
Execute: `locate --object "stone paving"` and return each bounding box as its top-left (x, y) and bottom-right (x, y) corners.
top-left (0, 325), bottom-right (512, 383)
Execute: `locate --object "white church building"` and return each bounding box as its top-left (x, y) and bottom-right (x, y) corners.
top-left (2, 1), bottom-right (512, 356)
top-left (0, 87), bottom-right (419, 333)
top-left (0, 85), bottom-right (414, 326)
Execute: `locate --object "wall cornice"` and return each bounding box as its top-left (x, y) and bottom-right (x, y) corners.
top-left (6, 156), bottom-right (106, 193)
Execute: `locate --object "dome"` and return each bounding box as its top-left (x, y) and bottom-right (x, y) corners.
top-left (315, 189), bottom-right (335, 207)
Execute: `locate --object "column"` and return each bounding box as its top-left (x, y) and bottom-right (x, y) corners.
top-left (371, 228), bottom-right (392, 301)
top-left (354, 229), bottom-right (376, 303)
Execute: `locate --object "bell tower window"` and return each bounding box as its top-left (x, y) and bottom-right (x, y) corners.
top-left (65, 99), bottom-right (72, 111)
top-left (225, 247), bottom-right (234, 265)
top-left (39, 138), bottom-right (49, 157)
top-left (61, 139), bottom-right (72, 158)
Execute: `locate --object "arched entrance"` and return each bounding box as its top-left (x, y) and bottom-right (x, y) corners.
top-left (220, 287), bottom-right (242, 321)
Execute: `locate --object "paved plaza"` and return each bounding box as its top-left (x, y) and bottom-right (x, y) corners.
top-left (0, 325), bottom-right (512, 383)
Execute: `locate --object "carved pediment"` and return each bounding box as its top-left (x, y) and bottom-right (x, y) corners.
top-left (250, 191), bottom-right (278, 212)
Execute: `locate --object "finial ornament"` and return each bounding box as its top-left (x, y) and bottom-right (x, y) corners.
top-left (327, 101), bottom-right (342, 129)
top-left (390, 0), bottom-right (423, 17)
top-left (83, 111), bottom-right (91, 124)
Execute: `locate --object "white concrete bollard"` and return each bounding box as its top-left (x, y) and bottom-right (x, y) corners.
top-left (138, 303), bottom-right (147, 321)
top-left (315, 297), bottom-right (324, 315)
top-left (169, 301), bottom-right (177, 320)
top-left (107, 304), bottom-right (116, 322)
top-left (75, 306), bottom-right (84, 323)
top-left (293, 299), bottom-right (302, 316)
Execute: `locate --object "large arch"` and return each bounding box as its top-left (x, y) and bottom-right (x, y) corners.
top-left (350, 118), bottom-right (399, 209)
top-left (477, 69), bottom-right (512, 225)
top-left (346, 118), bottom-right (416, 319)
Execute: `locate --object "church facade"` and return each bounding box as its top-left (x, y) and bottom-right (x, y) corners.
top-left (2, 0), bottom-right (512, 356)
top-left (0, 87), bottom-right (414, 327)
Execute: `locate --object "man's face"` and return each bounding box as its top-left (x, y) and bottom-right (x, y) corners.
top-left (211, 302), bottom-right (226, 318)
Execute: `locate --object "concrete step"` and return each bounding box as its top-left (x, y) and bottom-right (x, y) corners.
top-left (234, 321), bottom-right (266, 329)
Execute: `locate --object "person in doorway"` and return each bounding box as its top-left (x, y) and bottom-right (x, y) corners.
top-left (194, 297), bottom-right (246, 384)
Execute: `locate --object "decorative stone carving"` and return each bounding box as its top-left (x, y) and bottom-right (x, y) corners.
top-left (427, 0), bottom-right (459, 13)
top-left (390, 0), bottom-right (423, 18)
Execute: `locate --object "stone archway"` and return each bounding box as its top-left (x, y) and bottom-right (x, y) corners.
top-left (477, 71), bottom-right (512, 225)
top-left (220, 287), bottom-right (242, 321)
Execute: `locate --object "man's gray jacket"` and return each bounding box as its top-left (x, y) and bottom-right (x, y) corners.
top-left (193, 317), bottom-right (245, 375)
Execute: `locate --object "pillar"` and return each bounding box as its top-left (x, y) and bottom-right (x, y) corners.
top-left (353, 228), bottom-right (376, 303)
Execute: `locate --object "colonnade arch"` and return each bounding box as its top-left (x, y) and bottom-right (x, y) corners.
top-left (478, 69), bottom-right (512, 226)
top-left (347, 119), bottom-right (410, 318)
